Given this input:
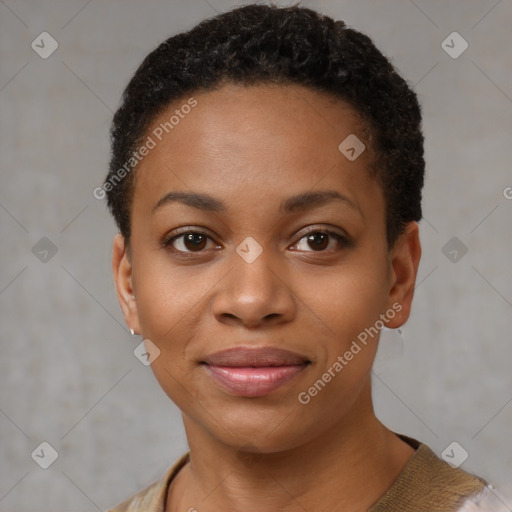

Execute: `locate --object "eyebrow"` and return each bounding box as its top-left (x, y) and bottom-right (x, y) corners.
top-left (152, 190), bottom-right (361, 215)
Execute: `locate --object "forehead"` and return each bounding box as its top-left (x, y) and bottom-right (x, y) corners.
top-left (132, 83), bottom-right (381, 220)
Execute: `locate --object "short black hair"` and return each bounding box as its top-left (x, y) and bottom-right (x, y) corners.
top-left (105, 3), bottom-right (424, 247)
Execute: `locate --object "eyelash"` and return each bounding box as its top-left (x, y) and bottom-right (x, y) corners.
top-left (162, 227), bottom-right (351, 255)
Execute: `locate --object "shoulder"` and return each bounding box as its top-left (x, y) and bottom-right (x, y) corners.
top-left (370, 435), bottom-right (492, 512)
top-left (106, 478), bottom-right (165, 512)
top-left (106, 452), bottom-right (190, 512)
top-left (456, 485), bottom-right (511, 512)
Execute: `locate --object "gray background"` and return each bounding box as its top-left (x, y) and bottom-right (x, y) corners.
top-left (1, 0), bottom-right (511, 510)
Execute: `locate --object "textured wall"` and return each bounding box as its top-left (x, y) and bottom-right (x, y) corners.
top-left (0, 0), bottom-right (511, 510)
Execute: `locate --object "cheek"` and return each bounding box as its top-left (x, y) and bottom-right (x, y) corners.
top-left (132, 257), bottom-right (231, 403)
top-left (291, 255), bottom-right (388, 395)
top-left (291, 269), bottom-right (385, 428)
top-left (295, 257), bottom-right (389, 349)
top-left (132, 262), bottom-right (204, 368)
top-left (136, 280), bottom-right (203, 415)
top-left (134, 255), bottom-right (214, 338)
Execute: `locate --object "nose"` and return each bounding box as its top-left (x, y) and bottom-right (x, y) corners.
top-left (211, 245), bottom-right (296, 329)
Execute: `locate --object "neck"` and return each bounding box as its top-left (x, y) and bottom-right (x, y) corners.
top-left (168, 380), bottom-right (415, 512)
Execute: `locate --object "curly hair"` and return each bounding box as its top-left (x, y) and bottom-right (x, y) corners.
top-left (105, 3), bottom-right (424, 247)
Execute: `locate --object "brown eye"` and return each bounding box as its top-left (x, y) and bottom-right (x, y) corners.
top-left (293, 230), bottom-right (349, 252)
top-left (166, 231), bottom-right (212, 253)
top-left (306, 232), bottom-right (329, 251)
top-left (183, 233), bottom-right (207, 251)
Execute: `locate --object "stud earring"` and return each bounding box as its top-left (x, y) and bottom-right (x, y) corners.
top-left (129, 328), bottom-right (135, 336)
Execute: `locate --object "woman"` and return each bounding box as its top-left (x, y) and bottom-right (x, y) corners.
top-left (104, 4), bottom-right (502, 511)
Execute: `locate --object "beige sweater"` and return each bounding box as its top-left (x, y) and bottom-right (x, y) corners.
top-left (107, 435), bottom-right (505, 511)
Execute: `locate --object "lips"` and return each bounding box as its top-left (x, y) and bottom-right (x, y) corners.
top-left (201, 346), bottom-right (310, 397)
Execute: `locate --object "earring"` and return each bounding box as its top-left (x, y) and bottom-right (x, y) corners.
top-left (129, 328), bottom-right (135, 336)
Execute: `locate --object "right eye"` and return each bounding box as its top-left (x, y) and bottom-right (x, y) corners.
top-left (164, 230), bottom-right (218, 253)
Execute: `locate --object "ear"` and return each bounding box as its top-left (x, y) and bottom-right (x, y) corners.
top-left (112, 233), bottom-right (140, 335)
top-left (385, 221), bottom-right (421, 328)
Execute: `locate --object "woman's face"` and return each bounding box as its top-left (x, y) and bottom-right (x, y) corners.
top-left (113, 83), bottom-right (418, 453)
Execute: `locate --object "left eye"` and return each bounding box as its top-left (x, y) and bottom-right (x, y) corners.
top-left (293, 230), bottom-right (348, 252)
top-left (166, 232), bottom-right (216, 253)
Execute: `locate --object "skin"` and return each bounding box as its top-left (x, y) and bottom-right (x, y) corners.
top-left (112, 83), bottom-right (421, 512)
